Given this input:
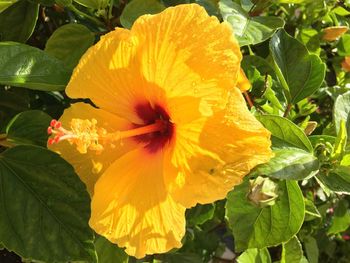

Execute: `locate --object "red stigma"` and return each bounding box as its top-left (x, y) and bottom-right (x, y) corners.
top-left (50, 119), bottom-right (57, 127)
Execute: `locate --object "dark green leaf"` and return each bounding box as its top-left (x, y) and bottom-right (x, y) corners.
top-left (226, 180), bottom-right (305, 251)
top-left (281, 236), bottom-right (303, 263)
top-left (0, 0), bottom-right (39, 43)
top-left (0, 0), bottom-right (18, 13)
top-left (45, 24), bottom-right (95, 70)
top-left (309, 135), bottom-right (336, 148)
top-left (162, 252), bottom-right (202, 263)
top-left (252, 148), bottom-right (319, 180)
top-left (257, 115), bottom-right (313, 152)
top-left (219, 0), bottom-right (284, 46)
top-left (0, 86), bottom-right (29, 131)
top-left (74, 0), bottom-right (108, 9)
top-left (95, 235), bottom-right (128, 263)
top-left (304, 237), bottom-right (319, 263)
top-left (327, 199), bottom-right (350, 235)
top-left (5, 110), bottom-right (51, 147)
top-left (186, 203), bottom-right (215, 227)
top-left (237, 248), bottom-right (271, 263)
top-left (0, 145), bottom-right (96, 262)
top-left (0, 42), bottom-right (70, 91)
top-left (120, 0), bottom-right (165, 29)
top-left (270, 29), bottom-right (326, 103)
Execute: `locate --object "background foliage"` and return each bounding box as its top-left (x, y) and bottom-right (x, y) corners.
top-left (0, 0), bottom-right (350, 262)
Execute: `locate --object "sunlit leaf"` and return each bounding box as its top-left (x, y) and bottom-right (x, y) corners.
top-left (219, 0), bottom-right (284, 46)
top-left (270, 29), bottom-right (326, 104)
top-left (226, 180), bottom-right (305, 251)
top-left (0, 42), bottom-right (70, 91)
top-left (237, 248), bottom-right (271, 263)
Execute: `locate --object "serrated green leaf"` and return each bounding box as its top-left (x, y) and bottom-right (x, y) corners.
top-left (95, 235), bottom-right (128, 263)
top-left (334, 91), bottom-right (350, 138)
top-left (237, 248), bottom-right (271, 263)
top-left (257, 115), bottom-right (313, 152)
top-left (5, 110), bottom-right (51, 147)
top-left (281, 236), bottom-right (303, 263)
top-left (270, 29), bottom-right (326, 104)
top-left (0, 42), bottom-right (70, 91)
top-left (219, 0), bottom-right (284, 46)
top-left (120, 0), bottom-right (165, 29)
top-left (0, 0), bottom-right (39, 43)
top-left (45, 24), bottom-right (95, 70)
top-left (252, 148), bottom-right (319, 180)
top-left (0, 145), bottom-right (96, 262)
top-left (226, 180), bottom-right (305, 251)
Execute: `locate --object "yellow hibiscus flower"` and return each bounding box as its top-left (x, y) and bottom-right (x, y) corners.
top-left (48, 4), bottom-right (272, 258)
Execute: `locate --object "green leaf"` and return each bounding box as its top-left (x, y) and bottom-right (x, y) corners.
top-left (219, 0), bottom-right (284, 46)
top-left (303, 237), bottom-right (318, 263)
top-left (337, 34), bottom-right (350, 56)
top-left (334, 91), bottom-right (350, 138)
top-left (5, 110), bottom-right (51, 147)
top-left (0, 145), bottom-right (96, 262)
top-left (120, 0), bottom-right (165, 29)
top-left (304, 198), bottom-right (321, 221)
top-left (252, 148), bottom-right (319, 180)
top-left (74, 0), bottom-right (108, 9)
top-left (257, 115), bottom-right (313, 152)
top-left (186, 203), bottom-right (215, 227)
top-left (0, 0), bottom-right (39, 43)
top-left (45, 24), bottom-right (95, 70)
top-left (226, 180), bottom-right (305, 251)
top-left (331, 120), bottom-right (347, 160)
top-left (270, 29), bottom-right (326, 104)
top-left (327, 199), bottom-right (350, 235)
top-left (0, 42), bottom-right (70, 91)
top-left (161, 252), bottom-right (202, 263)
top-left (0, 86), bottom-right (29, 131)
top-left (95, 235), bottom-right (128, 263)
top-left (317, 166), bottom-right (350, 194)
top-left (281, 236), bottom-right (303, 263)
top-left (309, 135), bottom-right (336, 148)
top-left (237, 248), bottom-right (271, 263)
top-left (0, 0), bottom-right (18, 13)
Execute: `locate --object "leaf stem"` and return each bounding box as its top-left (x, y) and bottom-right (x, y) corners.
top-left (283, 103), bottom-right (292, 117)
top-left (68, 5), bottom-right (105, 27)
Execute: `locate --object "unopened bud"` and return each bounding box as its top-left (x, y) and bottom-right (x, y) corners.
top-left (248, 176), bottom-right (278, 208)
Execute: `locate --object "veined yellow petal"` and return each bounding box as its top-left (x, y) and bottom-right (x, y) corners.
top-left (90, 148), bottom-right (186, 258)
top-left (167, 87), bottom-right (273, 207)
top-left (132, 4), bottom-right (242, 114)
top-left (49, 103), bottom-right (137, 194)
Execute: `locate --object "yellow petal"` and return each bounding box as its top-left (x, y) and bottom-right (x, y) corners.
top-left (90, 148), bottom-right (186, 258)
top-left (237, 68), bottom-right (251, 91)
top-left (65, 28), bottom-right (165, 124)
top-left (132, 4), bottom-right (242, 114)
top-left (322, 26), bottom-right (348, 41)
top-left (49, 103), bottom-right (137, 194)
top-left (167, 87), bottom-right (273, 207)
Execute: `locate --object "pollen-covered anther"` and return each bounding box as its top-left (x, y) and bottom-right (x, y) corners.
top-left (47, 118), bottom-right (106, 154)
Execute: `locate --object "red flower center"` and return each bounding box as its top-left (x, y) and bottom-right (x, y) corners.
top-left (133, 102), bottom-right (175, 153)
